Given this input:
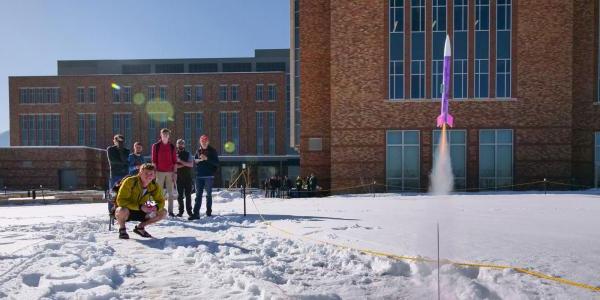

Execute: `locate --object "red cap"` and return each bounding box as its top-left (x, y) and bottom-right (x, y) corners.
top-left (200, 135), bottom-right (209, 142)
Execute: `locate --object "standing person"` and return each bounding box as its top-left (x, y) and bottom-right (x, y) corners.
top-left (115, 163), bottom-right (167, 239)
top-left (295, 176), bottom-right (303, 198)
top-left (175, 139), bottom-right (194, 217)
top-left (107, 134), bottom-right (130, 212)
top-left (128, 142), bottom-right (145, 176)
top-left (191, 135), bottom-right (219, 220)
top-left (264, 177), bottom-right (271, 198)
top-left (151, 128), bottom-right (177, 217)
top-left (308, 173), bottom-right (318, 197)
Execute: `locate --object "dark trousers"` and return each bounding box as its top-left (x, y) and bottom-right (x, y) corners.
top-left (177, 176), bottom-right (193, 215)
top-left (108, 175), bottom-right (125, 213)
top-left (194, 177), bottom-right (213, 216)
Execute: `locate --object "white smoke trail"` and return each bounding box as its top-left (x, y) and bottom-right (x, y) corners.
top-left (429, 127), bottom-right (454, 195)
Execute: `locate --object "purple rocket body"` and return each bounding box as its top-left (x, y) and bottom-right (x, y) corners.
top-left (437, 35), bottom-right (454, 128)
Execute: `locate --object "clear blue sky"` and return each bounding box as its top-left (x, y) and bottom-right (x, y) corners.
top-left (0, 0), bottom-right (290, 133)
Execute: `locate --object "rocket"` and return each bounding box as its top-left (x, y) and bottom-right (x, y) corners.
top-left (436, 35), bottom-right (454, 128)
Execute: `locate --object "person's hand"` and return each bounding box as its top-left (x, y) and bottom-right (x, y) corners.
top-left (200, 154), bottom-right (207, 161)
top-left (141, 205), bottom-right (156, 213)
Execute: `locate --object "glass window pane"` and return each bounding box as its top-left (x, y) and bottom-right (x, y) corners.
top-left (451, 145), bottom-right (466, 177)
top-left (479, 145), bottom-right (495, 177)
top-left (404, 131), bottom-right (419, 144)
top-left (497, 130), bottom-right (512, 143)
top-left (386, 146), bottom-right (403, 178)
top-left (497, 145), bottom-right (513, 177)
top-left (404, 146), bottom-right (419, 177)
top-left (480, 130), bottom-right (494, 143)
top-left (388, 131), bottom-right (402, 144)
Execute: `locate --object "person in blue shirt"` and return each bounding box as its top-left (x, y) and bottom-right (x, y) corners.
top-left (128, 142), bottom-right (146, 176)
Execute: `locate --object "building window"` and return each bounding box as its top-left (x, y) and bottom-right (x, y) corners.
top-left (147, 113), bottom-right (167, 151)
top-left (184, 86), bottom-right (192, 102)
top-left (19, 87), bottom-right (60, 104)
top-left (596, 132), bottom-right (600, 187)
top-left (256, 112), bottom-right (264, 154)
top-left (475, 0), bottom-right (489, 98)
top-left (219, 85), bottom-right (228, 101)
top-left (268, 84), bottom-right (277, 101)
top-left (496, 0), bottom-right (512, 98)
top-left (431, 0), bottom-right (446, 99)
top-left (159, 86), bottom-right (167, 102)
top-left (112, 88), bottom-right (121, 103)
top-left (267, 112), bottom-right (275, 154)
top-left (88, 87), bottom-right (96, 103)
top-left (231, 112), bottom-right (239, 154)
top-left (148, 86), bottom-right (156, 102)
top-left (77, 113), bottom-right (97, 147)
top-left (479, 129), bottom-right (513, 189)
top-left (220, 112), bottom-right (228, 154)
top-left (77, 87), bottom-right (85, 103)
top-left (389, 0), bottom-right (405, 100)
top-left (454, 0), bottom-right (468, 99)
top-left (183, 112), bottom-right (204, 152)
top-left (231, 85), bottom-right (239, 101)
top-left (112, 113), bottom-right (133, 148)
top-left (411, 0), bottom-right (425, 99)
top-left (256, 84), bottom-right (264, 101)
top-left (20, 114), bottom-right (60, 145)
top-left (386, 130), bottom-right (420, 191)
top-left (123, 86), bottom-right (132, 103)
top-left (195, 85), bottom-right (204, 102)
top-left (433, 130), bottom-right (466, 190)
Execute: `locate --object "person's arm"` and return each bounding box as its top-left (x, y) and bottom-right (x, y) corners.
top-left (172, 144), bottom-right (178, 173)
top-left (115, 178), bottom-right (139, 211)
top-left (128, 154), bottom-right (138, 174)
top-left (180, 153), bottom-right (194, 168)
top-left (151, 143), bottom-right (158, 164)
top-left (207, 149), bottom-right (220, 168)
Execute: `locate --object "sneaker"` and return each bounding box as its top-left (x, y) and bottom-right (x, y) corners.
top-left (118, 228), bottom-right (129, 239)
top-left (206, 210), bottom-right (212, 217)
top-left (176, 213), bottom-right (183, 217)
top-left (133, 225), bottom-right (153, 238)
top-left (168, 212), bottom-right (175, 217)
top-left (188, 215), bottom-right (200, 220)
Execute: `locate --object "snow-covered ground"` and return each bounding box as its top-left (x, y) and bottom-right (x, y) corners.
top-left (1, 192), bottom-right (599, 299)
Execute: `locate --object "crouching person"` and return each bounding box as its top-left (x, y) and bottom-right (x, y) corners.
top-left (115, 163), bottom-right (167, 239)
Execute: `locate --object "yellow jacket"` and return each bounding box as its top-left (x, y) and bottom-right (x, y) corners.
top-left (116, 176), bottom-right (165, 211)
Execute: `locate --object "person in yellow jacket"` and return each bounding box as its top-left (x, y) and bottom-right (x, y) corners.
top-left (115, 163), bottom-right (167, 239)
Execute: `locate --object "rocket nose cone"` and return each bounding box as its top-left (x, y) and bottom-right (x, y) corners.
top-left (444, 35), bottom-right (452, 57)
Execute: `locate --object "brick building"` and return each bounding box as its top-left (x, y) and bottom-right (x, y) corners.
top-left (8, 50), bottom-right (299, 189)
top-left (296, 0), bottom-right (600, 191)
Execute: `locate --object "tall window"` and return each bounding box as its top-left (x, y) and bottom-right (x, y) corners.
top-left (147, 113), bottom-right (167, 150)
top-left (475, 0), bottom-right (489, 98)
top-left (256, 112), bottom-right (264, 154)
top-left (20, 114), bottom-right (60, 145)
top-left (112, 88), bottom-right (120, 103)
top-left (433, 130), bottom-right (466, 189)
top-left (411, 0), bottom-right (425, 99)
top-left (220, 112), bottom-right (228, 154)
top-left (431, 0), bottom-right (446, 99)
top-left (123, 86), bottom-right (132, 103)
top-left (268, 84), bottom-right (277, 101)
top-left (184, 112), bottom-right (204, 152)
top-left (479, 129), bottom-right (513, 189)
top-left (496, 0), bottom-right (512, 98)
top-left (386, 130), bottom-right (420, 191)
top-left (77, 87), bottom-right (85, 103)
top-left (231, 85), bottom-right (239, 101)
top-left (231, 112), bottom-right (240, 154)
top-left (184, 86), bottom-right (192, 102)
top-left (454, 0), bottom-right (468, 99)
top-left (219, 85), bottom-right (228, 101)
top-left (268, 112), bottom-right (276, 154)
top-left (159, 86), bottom-right (167, 101)
top-left (77, 113), bottom-right (97, 147)
top-left (256, 84), bottom-right (264, 101)
top-left (88, 87), bottom-right (96, 104)
top-left (147, 86), bottom-right (156, 102)
top-left (195, 85), bottom-right (204, 102)
top-left (113, 113), bottom-right (133, 148)
top-left (18, 87), bottom-right (60, 104)
top-left (389, 0), bottom-right (404, 100)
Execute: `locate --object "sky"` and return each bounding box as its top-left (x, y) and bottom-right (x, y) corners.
top-left (0, 0), bottom-right (290, 133)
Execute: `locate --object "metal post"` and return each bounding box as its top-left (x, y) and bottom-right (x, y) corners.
top-left (242, 164), bottom-right (247, 217)
top-left (543, 178), bottom-right (547, 195)
top-left (372, 180), bottom-right (376, 198)
top-left (437, 222), bottom-right (440, 300)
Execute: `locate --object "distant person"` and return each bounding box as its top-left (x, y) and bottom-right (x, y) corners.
top-left (308, 173), bottom-right (318, 197)
top-left (264, 177), bottom-right (271, 198)
top-left (191, 135), bottom-right (219, 220)
top-left (107, 134), bottom-right (130, 212)
top-left (175, 139), bottom-right (194, 217)
top-left (128, 142), bottom-right (145, 175)
top-left (151, 128), bottom-right (177, 217)
top-left (115, 163), bottom-right (166, 239)
top-left (295, 176), bottom-right (304, 198)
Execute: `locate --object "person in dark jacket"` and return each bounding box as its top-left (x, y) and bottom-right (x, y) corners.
top-left (128, 142), bottom-right (145, 176)
top-left (190, 135), bottom-right (219, 220)
top-left (308, 173), bottom-right (318, 197)
top-left (107, 134), bottom-right (130, 189)
top-left (175, 139), bottom-right (194, 217)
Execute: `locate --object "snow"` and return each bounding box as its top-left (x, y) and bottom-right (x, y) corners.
top-left (1, 191), bottom-right (599, 299)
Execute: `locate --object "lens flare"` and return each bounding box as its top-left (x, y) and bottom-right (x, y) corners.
top-left (145, 101), bottom-right (174, 122)
top-left (111, 83), bottom-right (121, 90)
top-left (133, 92), bottom-right (145, 105)
top-left (224, 141), bottom-right (236, 153)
